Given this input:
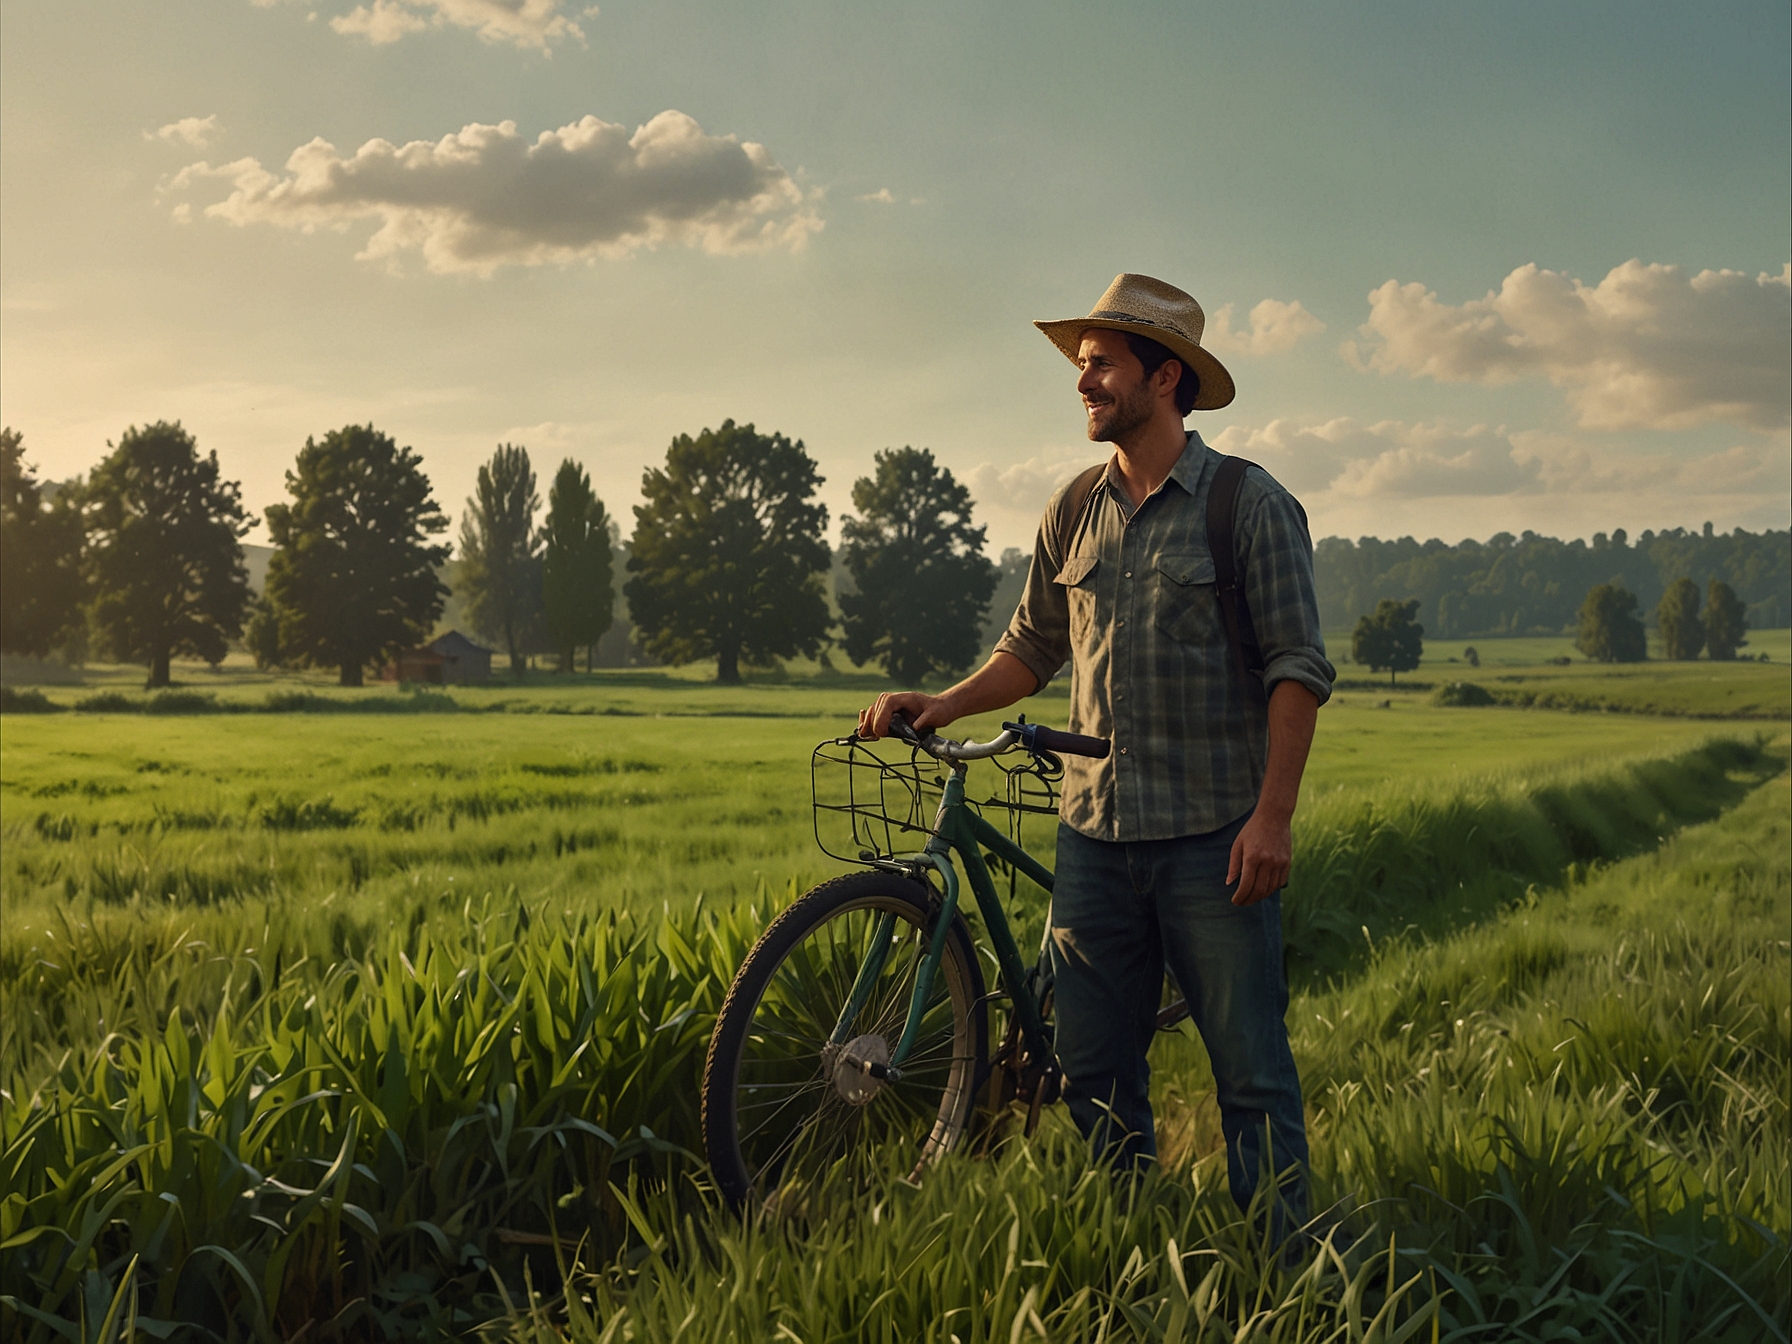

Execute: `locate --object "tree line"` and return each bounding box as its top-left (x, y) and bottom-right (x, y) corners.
top-left (1346, 571), bottom-right (1755, 686)
top-left (1316, 526), bottom-right (1789, 638)
top-left (6, 420), bottom-right (1783, 689)
top-left (1, 420), bottom-right (999, 688)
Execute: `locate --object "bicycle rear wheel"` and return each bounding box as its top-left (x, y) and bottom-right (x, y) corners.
top-left (702, 871), bottom-right (988, 1208)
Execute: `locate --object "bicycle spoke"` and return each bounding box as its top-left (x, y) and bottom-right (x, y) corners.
top-left (712, 883), bottom-right (983, 1203)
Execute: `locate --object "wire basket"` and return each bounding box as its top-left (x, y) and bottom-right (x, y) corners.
top-left (811, 735), bottom-right (1062, 866)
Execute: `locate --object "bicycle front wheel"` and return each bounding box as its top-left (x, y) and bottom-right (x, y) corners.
top-left (702, 871), bottom-right (988, 1208)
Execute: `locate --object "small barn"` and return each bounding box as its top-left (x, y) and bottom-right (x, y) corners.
top-left (388, 647), bottom-right (451, 684)
top-left (427, 630), bottom-right (493, 684)
top-left (385, 631), bottom-right (493, 685)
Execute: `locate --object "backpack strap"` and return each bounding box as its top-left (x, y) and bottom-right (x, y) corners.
top-left (1207, 456), bottom-right (1264, 688)
top-left (1047, 461), bottom-right (1108, 567)
top-left (1050, 453), bottom-right (1301, 697)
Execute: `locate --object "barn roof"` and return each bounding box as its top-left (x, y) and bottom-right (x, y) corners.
top-left (428, 630), bottom-right (493, 658)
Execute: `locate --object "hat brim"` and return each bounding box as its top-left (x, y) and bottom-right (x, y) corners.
top-left (1034, 316), bottom-right (1236, 411)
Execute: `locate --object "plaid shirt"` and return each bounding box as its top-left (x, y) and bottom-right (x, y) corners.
top-left (994, 431), bottom-right (1335, 841)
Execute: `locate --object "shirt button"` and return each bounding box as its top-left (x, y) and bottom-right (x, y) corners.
top-left (1117, 619), bottom-right (1125, 627)
top-left (1124, 570), bottom-right (1133, 578)
top-left (1119, 746), bottom-right (1128, 754)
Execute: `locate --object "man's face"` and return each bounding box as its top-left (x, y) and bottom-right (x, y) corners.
top-left (1076, 329), bottom-right (1156, 444)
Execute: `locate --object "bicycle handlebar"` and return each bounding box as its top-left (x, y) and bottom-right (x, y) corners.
top-left (1006, 721), bottom-right (1112, 761)
top-left (882, 712), bottom-right (1109, 763)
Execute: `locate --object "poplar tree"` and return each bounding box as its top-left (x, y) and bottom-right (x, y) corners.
top-left (1656, 577), bottom-right (1704, 660)
top-left (1574, 583), bottom-right (1647, 663)
top-left (460, 444), bottom-right (543, 676)
top-left (541, 459), bottom-right (615, 671)
top-left (1704, 580), bottom-right (1749, 661)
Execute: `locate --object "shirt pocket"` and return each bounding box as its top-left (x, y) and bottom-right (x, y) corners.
top-left (1154, 552), bottom-right (1219, 646)
top-left (1054, 555), bottom-right (1100, 646)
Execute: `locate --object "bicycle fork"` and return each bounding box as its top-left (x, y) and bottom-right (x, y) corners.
top-left (828, 766), bottom-right (1058, 1095)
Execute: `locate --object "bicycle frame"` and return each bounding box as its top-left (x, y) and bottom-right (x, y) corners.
top-left (826, 762), bottom-right (1055, 1079)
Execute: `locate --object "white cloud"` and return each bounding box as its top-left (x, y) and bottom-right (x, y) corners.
top-left (1203, 298), bottom-right (1325, 357)
top-left (1207, 415), bottom-right (1790, 542)
top-left (856, 188), bottom-right (895, 204)
top-left (1349, 259), bottom-right (1792, 431)
top-left (495, 420), bottom-right (607, 457)
top-left (165, 111), bottom-right (822, 276)
top-left (1210, 418), bottom-right (1537, 499)
top-left (328, 0), bottom-right (586, 51)
top-left (150, 115), bottom-right (221, 148)
top-left (964, 448), bottom-right (1102, 549)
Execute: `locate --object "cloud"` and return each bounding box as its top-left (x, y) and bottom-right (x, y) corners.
top-left (150, 115), bottom-right (221, 148)
top-left (1203, 298), bottom-right (1325, 357)
top-left (1209, 418), bottom-right (1538, 499)
top-left (327, 0), bottom-right (586, 50)
top-left (856, 188), bottom-right (895, 204)
top-left (1205, 415), bottom-right (1790, 543)
top-left (1349, 259), bottom-right (1792, 431)
top-left (1504, 427), bottom-right (1791, 498)
top-left (962, 449), bottom-right (1105, 550)
top-left (1218, 414), bottom-right (1775, 501)
top-left (165, 111), bottom-right (822, 275)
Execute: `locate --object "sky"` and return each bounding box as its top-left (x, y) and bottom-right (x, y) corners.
top-left (2, 0), bottom-right (1788, 556)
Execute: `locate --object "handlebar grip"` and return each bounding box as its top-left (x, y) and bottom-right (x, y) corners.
top-left (1030, 725), bottom-right (1111, 759)
top-left (886, 710), bottom-right (924, 745)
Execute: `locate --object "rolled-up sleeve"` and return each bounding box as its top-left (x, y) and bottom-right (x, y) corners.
top-left (993, 523), bottom-right (1073, 692)
top-left (1238, 474), bottom-right (1335, 706)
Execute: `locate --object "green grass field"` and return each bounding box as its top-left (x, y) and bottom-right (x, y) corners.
top-left (546, 768), bottom-right (1792, 1342)
top-left (0, 697), bottom-right (1749, 952)
top-left (2, 663), bottom-right (1788, 1339)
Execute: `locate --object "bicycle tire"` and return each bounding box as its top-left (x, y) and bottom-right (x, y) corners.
top-left (702, 870), bottom-right (989, 1208)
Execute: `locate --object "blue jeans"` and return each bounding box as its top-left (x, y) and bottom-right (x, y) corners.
top-left (1049, 817), bottom-right (1309, 1221)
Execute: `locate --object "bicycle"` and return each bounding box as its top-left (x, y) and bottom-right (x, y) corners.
top-left (700, 713), bottom-right (1191, 1207)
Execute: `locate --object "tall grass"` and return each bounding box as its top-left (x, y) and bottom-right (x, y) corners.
top-left (0, 733), bottom-right (1783, 1338)
top-left (518, 770), bottom-right (1791, 1343)
top-left (1, 895), bottom-right (755, 1335)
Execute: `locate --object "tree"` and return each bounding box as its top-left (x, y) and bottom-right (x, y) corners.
top-left (1350, 598), bottom-right (1424, 687)
top-left (0, 427), bottom-right (85, 658)
top-left (263, 424), bottom-right (450, 687)
top-left (1704, 579), bottom-right (1749, 661)
top-left (540, 459), bottom-right (614, 671)
top-left (244, 594), bottom-right (283, 670)
top-left (1574, 583), bottom-right (1646, 663)
top-left (1656, 577), bottom-right (1704, 660)
top-left (459, 443), bottom-right (543, 676)
top-left (838, 447), bottom-right (998, 682)
top-left (625, 420), bottom-right (830, 684)
top-left (80, 421), bottom-right (251, 687)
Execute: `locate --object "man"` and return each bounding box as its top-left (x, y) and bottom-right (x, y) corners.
top-left (859, 273), bottom-right (1334, 1225)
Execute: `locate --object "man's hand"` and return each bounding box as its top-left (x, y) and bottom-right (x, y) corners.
top-left (1227, 680), bottom-right (1320, 906)
top-left (1227, 809), bottom-right (1292, 906)
top-left (856, 653), bottom-right (1038, 743)
top-left (857, 691), bottom-right (956, 740)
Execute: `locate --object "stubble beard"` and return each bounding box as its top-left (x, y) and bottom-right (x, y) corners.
top-left (1085, 376), bottom-right (1156, 444)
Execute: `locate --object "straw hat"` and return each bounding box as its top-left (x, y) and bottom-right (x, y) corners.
top-left (1034, 273), bottom-right (1236, 411)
